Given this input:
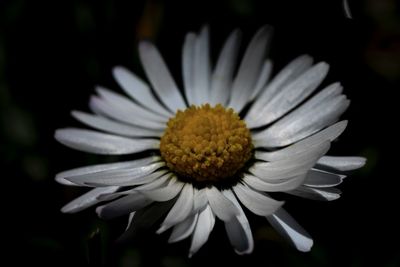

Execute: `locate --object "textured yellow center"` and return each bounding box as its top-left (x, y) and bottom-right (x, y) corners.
top-left (160, 104), bottom-right (253, 185)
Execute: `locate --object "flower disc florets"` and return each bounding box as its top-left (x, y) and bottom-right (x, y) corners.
top-left (160, 104), bottom-right (253, 185)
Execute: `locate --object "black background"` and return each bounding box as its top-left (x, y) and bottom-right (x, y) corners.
top-left (1, 0), bottom-right (399, 266)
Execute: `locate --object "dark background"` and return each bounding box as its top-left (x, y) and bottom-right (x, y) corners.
top-left (1, 0), bottom-right (399, 266)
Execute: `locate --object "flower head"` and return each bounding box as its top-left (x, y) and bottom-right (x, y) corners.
top-left (55, 25), bottom-right (366, 256)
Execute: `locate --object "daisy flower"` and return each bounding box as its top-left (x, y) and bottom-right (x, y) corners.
top-left (55, 26), bottom-right (366, 256)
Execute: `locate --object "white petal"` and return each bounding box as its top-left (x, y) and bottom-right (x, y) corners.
top-left (138, 41), bottom-right (186, 112)
top-left (205, 186), bottom-right (239, 221)
top-left (168, 213), bottom-right (198, 243)
top-left (96, 86), bottom-right (167, 123)
top-left (254, 121), bottom-right (347, 161)
top-left (252, 92), bottom-right (349, 148)
top-left (233, 183), bottom-right (284, 216)
top-left (223, 190), bottom-right (254, 255)
top-left (317, 156), bottom-right (366, 171)
top-left (209, 29), bottom-right (241, 106)
top-left (65, 162), bottom-right (165, 186)
top-left (304, 169), bottom-right (345, 188)
top-left (55, 156), bottom-right (157, 185)
top-left (249, 59), bottom-right (273, 101)
top-left (89, 96), bottom-right (165, 130)
top-left (72, 111), bottom-right (163, 138)
top-left (228, 26), bottom-right (272, 112)
top-left (250, 142), bottom-right (330, 182)
top-left (182, 32), bottom-right (196, 105)
top-left (139, 177), bottom-right (184, 202)
top-left (133, 172), bottom-right (173, 190)
top-left (189, 205), bottom-right (215, 257)
top-left (157, 184), bottom-right (194, 233)
top-left (55, 128), bottom-right (159, 155)
top-left (126, 212), bottom-right (136, 231)
top-left (193, 188), bottom-right (208, 214)
top-left (96, 171), bottom-right (170, 201)
top-left (61, 186), bottom-right (119, 213)
top-left (112, 66), bottom-right (172, 116)
top-left (246, 55), bottom-right (313, 124)
top-left (192, 26), bottom-right (211, 104)
top-left (96, 193), bottom-right (153, 219)
top-left (287, 186), bottom-right (341, 201)
top-left (266, 208), bottom-right (313, 252)
top-left (243, 173), bottom-right (307, 192)
top-left (248, 62), bottom-right (329, 128)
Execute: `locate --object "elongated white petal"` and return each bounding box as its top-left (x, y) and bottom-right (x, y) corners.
top-left (139, 41), bottom-right (186, 112)
top-left (133, 172), bottom-right (173, 191)
top-left (287, 186), bottom-right (341, 201)
top-left (317, 156), bottom-right (366, 171)
top-left (253, 93), bottom-right (349, 148)
top-left (72, 111), bottom-right (163, 138)
top-left (304, 169), bottom-right (345, 188)
top-left (249, 60), bottom-right (273, 101)
top-left (254, 121), bottom-right (347, 161)
top-left (243, 173), bottom-right (307, 192)
top-left (249, 62), bottom-right (329, 128)
top-left (267, 208), bottom-right (313, 252)
top-left (206, 186), bottom-right (239, 221)
top-left (246, 55), bottom-right (313, 123)
top-left (233, 183), bottom-right (283, 216)
top-left (182, 32), bottom-right (196, 105)
top-left (95, 171), bottom-right (169, 200)
top-left (96, 86), bottom-right (167, 123)
top-left (250, 142), bottom-right (330, 182)
top-left (169, 213), bottom-right (198, 243)
top-left (55, 128), bottom-right (159, 155)
top-left (139, 177), bottom-right (184, 202)
top-left (193, 189), bottom-right (208, 214)
top-left (157, 184), bottom-right (194, 233)
top-left (228, 26), bottom-right (272, 112)
top-left (189, 205), bottom-right (215, 257)
top-left (210, 29), bottom-right (241, 106)
top-left (112, 66), bottom-right (172, 116)
top-left (61, 186), bottom-right (119, 213)
top-left (223, 190), bottom-right (254, 255)
top-left (89, 96), bottom-right (165, 130)
top-left (192, 26), bottom-right (211, 104)
top-left (56, 156), bottom-right (158, 185)
top-left (65, 162), bottom-right (164, 187)
top-left (96, 193), bottom-right (153, 219)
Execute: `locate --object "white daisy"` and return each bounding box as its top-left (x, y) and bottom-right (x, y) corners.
top-left (55, 26), bottom-right (366, 256)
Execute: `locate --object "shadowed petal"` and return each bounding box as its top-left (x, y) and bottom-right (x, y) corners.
top-left (168, 213), bottom-right (199, 243)
top-left (96, 193), bottom-right (153, 219)
top-left (287, 186), bottom-right (341, 201)
top-left (267, 208), bottom-right (313, 252)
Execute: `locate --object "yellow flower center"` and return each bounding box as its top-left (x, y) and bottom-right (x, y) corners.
top-left (160, 104), bottom-right (253, 186)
